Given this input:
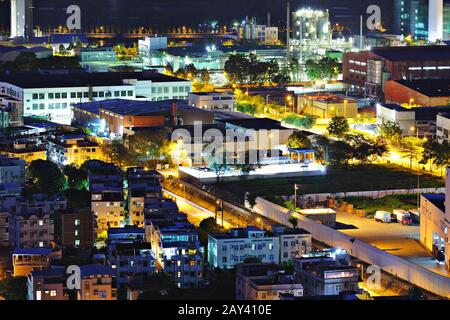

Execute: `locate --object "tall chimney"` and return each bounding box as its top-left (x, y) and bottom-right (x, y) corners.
top-left (172, 100), bottom-right (178, 126)
top-left (267, 12), bottom-right (271, 27)
top-left (428, 0), bottom-right (443, 42)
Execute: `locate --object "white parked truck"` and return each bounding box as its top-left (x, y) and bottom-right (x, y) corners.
top-left (374, 211), bottom-right (392, 223)
top-left (392, 209), bottom-right (413, 225)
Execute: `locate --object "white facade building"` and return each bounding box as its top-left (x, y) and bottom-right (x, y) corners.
top-left (188, 92), bottom-right (235, 110)
top-left (10, 0), bottom-right (33, 38)
top-left (242, 23), bottom-right (279, 45)
top-left (208, 227), bottom-right (280, 269)
top-left (436, 113), bottom-right (450, 143)
top-left (420, 168), bottom-right (450, 267)
top-left (0, 71), bottom-right (192, 125)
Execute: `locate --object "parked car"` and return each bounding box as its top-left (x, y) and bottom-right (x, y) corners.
top-left (374, 211), bottom-right (392, 223)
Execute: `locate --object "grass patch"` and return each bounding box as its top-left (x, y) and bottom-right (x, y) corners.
top-left (215, 164), bottom-right (444, 203)
top-left (341, 194), bottom-right (419, 215)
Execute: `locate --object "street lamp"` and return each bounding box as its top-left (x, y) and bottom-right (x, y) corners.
top-left (179, 183), bottom-right (186, 199)
top-left (294, 184), bottom-right (299, 210)
top-left (256, 217), bottom-right (263, 229)
top-left (409, 98), bottom-right (414, 108)
top-left (410, 126), bottom-right (421, 208)
top-left (343, 99), bottom-right (347, 118)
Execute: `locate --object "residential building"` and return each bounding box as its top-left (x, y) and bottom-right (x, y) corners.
top-left (420, 168), bottom-right (450, 267)
top-left (188, 92), bottom-right (235, 110)
top-left (0, 211), bottom-right (9, 247)
top-left (0, 71), bottom-right (192, 125)
top-left (6, 194), bottom-right (66, 248)
top-left (107, 228), bottom-right (156, 288)
top-left (47, 133), bottom-right (103, 167)
top-left (127, 168), bottom-right (163, 228)
top-left (297, 93), bottom-right (358, 119)
top-left (27, 267), bottom-right (69, 300)
top-left (0, 155), bottom-right (26, 185)
top-left (0, 93), bottom-right (23, 127)
top-left (235, 263), bottom-right (281, 300)
top-left (208, 227), bottom-right (280, 269)
top-left (384, 79), bottom-right (450, 107)
top-left (343, 46), bottom-right (450, 98)
top-left (77, 264), bottom-right (117, 300)
top-left (145, 207), bottom-right (204, 288)
top-left (293, 250), bottom-right (359, 296)
top-left (247, 274), bottom-right (303, 300)
top-left (377, 103), bottom-right (450, 138)
top-left (1, 141), bottom-right (47, 164)
top-left (9, 211), bottom-right (55, 249)
top-left (54, 208), bottom-right (95, 251)
top-left (271, 225), bottom-right (312, 264)
top-left (88, 163), bottom-right (125, 235)
top-left (12, 248), bottom-right (52, 277)
top-left (437, 113), bottom-right (450, 143)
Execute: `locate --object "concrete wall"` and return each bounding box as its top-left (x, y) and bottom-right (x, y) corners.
top-left (296, 187), bottom-right (445, 203)
top-left (253, 197), bottom-right (450, 298)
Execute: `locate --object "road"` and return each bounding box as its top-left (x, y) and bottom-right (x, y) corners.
top-left (162, 179), bottom-right (277, 230)
top-left (163, 189), bottom-right (234, 228)
top-left (336, 210), bottom-right (450, 277)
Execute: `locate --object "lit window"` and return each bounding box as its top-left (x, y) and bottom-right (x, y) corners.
top-left (50, 290), bottom-right (57, 297)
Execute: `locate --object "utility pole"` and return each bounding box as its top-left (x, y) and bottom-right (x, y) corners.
top-left (286, 1), bottom-right (290, 61)
top-left (360, 15), bottom-right (364, 50)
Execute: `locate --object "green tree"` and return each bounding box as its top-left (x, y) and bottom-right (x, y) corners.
top-left (28, 160), bottom-right (67, 194)
top-left (400, 136), bottom-right (424, 171)
top-left (288, 215), bottom-right (298, 228)
top-left (378, 120), bottom-right (403, 145)
top-left (327, 116), bottom-right (350, 137)
top-left (0, 277), bottom-right (27, 300)
top-left (287, 131), bottom-right (312, 149)
top-left (200, 69), bottom-right (210, 84)
top-left (224, 54), bottom-right (249, 84)
top-left (63, 164), bottom-right (88, 190)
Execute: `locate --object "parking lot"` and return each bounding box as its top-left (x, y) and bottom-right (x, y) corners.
top-left (335, 211), bottom-right (450, 277)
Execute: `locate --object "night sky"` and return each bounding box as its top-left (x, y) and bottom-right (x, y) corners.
top-left (0, 0), bottom-right (393, 34)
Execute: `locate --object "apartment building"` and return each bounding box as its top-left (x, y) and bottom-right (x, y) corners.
top-left (47, 133), bottom-right (103, 167)
top-left (127, 168), bottom-right (163, 228)
top-left (12, 248), bottom-right (52, 277)
top-left (208, 227), bottom-right (280, 269)
top-left (88, 163), bottom-right (125, 235)
top-left (77, 265), bottom-right (117, 300)
top-left (107, 227), bottom-right (156, 288)
top-left (271, 225), bottom-right (312, 264)
top-left (293, 250), bottom-right (359, 296)
top-left (54, 208), bottom-right (95, 251)
top-left (28, 267), bottom-right (69, 300)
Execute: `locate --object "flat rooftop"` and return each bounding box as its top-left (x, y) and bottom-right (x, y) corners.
top-left (0, 71), bottom-right (189, 89)
top-left (74, 99), bottom-right (207, 117)
top-left (394, 79), bottom-right (450, 97)
top-left (380, 103), bottom-right (450, 120)
top-left (221, 118), bottom-right (289, 130)
top-left (372, 46), bottom-right (450, 61)
top-left (423, 193), bottom-right (445, 213)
